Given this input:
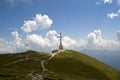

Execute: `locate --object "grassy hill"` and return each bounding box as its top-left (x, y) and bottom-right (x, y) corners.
top-left (0, 50), bottom-right (120, 80)
top-left (0, 50), bottom-right (51, 80)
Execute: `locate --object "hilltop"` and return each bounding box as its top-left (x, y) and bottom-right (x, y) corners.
top-left (0, 50), bottom-right (120, 80)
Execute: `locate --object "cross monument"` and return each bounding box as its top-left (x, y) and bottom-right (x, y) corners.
top-left (58, 33), bottom-right (63, 50)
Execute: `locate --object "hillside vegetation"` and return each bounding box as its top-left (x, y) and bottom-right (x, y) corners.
top-left (0, 50), bottom-right (120, 80)
top-left (0, 50), bottom-right (50, 80)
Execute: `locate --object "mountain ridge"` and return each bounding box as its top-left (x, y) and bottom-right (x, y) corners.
top-left (81, 49), bottom-right (120, 70)
top-left (45, 50), bottom-right (120, 80)
top-left (0, 50), bottom-right (120, 80)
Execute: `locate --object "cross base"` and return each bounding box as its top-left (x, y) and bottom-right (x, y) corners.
top-left (59, 44), bottom-right (63, 50)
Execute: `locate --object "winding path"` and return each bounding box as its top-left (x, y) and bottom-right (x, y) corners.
top-left (28, 50), bottom-right (64, 80)
top-left (3, 50), bottom-right (64, 80)
top-left (41, 50), bottom-right (64, 72)
top-left (3, 54), bottom-right (31, 66)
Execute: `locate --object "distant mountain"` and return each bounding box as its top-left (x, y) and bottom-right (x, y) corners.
top-left (81, 49), bottom-right (120, 70)
top-left (0, 50), bottom-right (120, 80)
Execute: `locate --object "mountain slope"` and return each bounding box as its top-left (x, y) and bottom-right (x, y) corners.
top-left (0, 50), bottom-right (51, 80)
top-left (0, 50), bottom-right (120, 80)
top-left (45, 50), bottom-right (120, 80)
top-left (81, 49), bottom-right (120, 70)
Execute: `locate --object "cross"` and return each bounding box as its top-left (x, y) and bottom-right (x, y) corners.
top-left (58, 33), bottom-right (63, 50)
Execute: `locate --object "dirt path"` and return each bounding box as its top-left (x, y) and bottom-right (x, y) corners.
top-left (28, 72), bottom-right (44, 80)
top-left (28, 50), bottom-right (64, 80)
top-left (41, 60), bottom-right (47, 71)
top-left (3, 50), bottom-right (64, 80)
top-left (3, 54), bottom-right (31, 66)
top-left (41, 50), bottom-right (64, 72)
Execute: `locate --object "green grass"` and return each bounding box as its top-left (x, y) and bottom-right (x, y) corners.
top-left (0, 50), bottom-right (50, 80)
top-left (45, 50), bottom-right (120, 80)
top-left (0, 60), bottom-right (41, 80)
top-left (0, 50), bottom-right (120, 80)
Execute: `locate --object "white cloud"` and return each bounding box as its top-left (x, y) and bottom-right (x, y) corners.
top-left (0, 38), bottom-right (16, 53)
top-left (25, 30), bottom-right (58, 51)
top-left (101, 0), bottom-right (120, 5)
top-left (62, 36), bottom-right (77, 49)
top-left (46, 30), bottom-right (58, 48)
top-left (0, 13), bottom-right (120, 53)
top-left (0, 31), bottom-right (26, 53)
top-left (11, 31), bottom-right (19, 38)
top-left (25, 30), bottom-right (79, 51)
top-left (0, 30), bottom-right (81, 53)
top-left (107, 13), bottom-right (118, 19)
top-left (0, 29), bottom-right (120, 53)
top-left (103, 0), bottom-right (112, 4)
top-left (117, 31), bottom-right (120, 41)
top-left (26, 34), bottom-right (50, 49)
top-left (87, 30), bottom-right (120, 50)
top-left (21, 14), bottom-right (53, 32)
top-left (98, 0), bottom-right (120, 18)
top-left (87, 30), bottom-right (102, 46)
top-left (107, 9), bottom-right (120, 19)
top-left (11, 31), bottom-right (25, 51)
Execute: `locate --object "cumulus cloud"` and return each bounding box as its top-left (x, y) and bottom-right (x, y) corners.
top-left (11, 31), bottom-right (19, 38)
top-left (11, 31), bottom-right (25, 51)
top-left (87, 30), bottom-right (120, 50)
top-left (0, 29), bottom-right (120, 53)
top-left (25, 30), bottom-right (58, 51)
top-left (117, 31), bottom-right (120, 41)
top-left (0, 29), bottom-right (81, 53)
top-left (103, 0), bottom-right (112, 4)
top-left (107, 13), bottom-right (118, 19)
top-left (0, 38), bottom-right (16, 53)
top-left (46, 30), bottom-right (58, 48)
top-left (0, 31), bottom-right (25, 53)
top-left (62, 36), bottom-right (77, 49)
top-left (26, 34), bottom-right (51, 49)
top-left (87, 30), bottom-right (102, 46)
top-left (0, 13), bottom-right (120, 53)
top-left (107, 9), bottom-right (120, 19)
top-left (107, 4), bottom-right (120, 19)
top-left (25, 30), bottom-right (79, 51)
top-left (21, 14), bottom-right (53, 32)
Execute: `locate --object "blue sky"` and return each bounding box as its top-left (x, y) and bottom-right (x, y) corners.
top-left (0, 0), bottom-right (120, 53)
